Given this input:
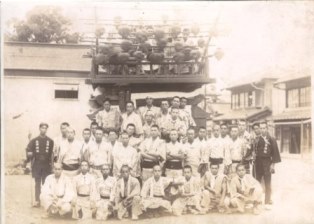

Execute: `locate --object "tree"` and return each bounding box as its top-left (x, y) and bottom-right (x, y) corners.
top-left (8, 6), bottom-right (81, 44)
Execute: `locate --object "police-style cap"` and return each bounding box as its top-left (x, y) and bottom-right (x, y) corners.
top-left (39, 122), bottom-right (49, 128)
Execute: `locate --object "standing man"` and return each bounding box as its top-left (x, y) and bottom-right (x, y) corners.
top-left (88, 127), bottom-right (112, 178)
top-left (165, 129), bottom-right (185, 178)
top-left (40, 163), bottom-right (74, 217)
top-left (251, 122), bottom-right (262, 178)
top-left (170, 96), bottom-right (188, 127)
top-left (53, 122), bottom-right (69, 162)
top-left (112, 132), bottom-right (138, 178)
top-left (96, 98), bottom-right (121, 133)
top-left (139, 125), bottom-right (166, 182)
top-left (90, 121), bottom-right (98, 143)
top-left (195, 126), bottom-right (208, 163)
top-left (254, 121), bottom-right (281, 209)
top-left (162, 108), bottom-right (187, 141)
top-left (26, 122), bottom-right (54, 207)
top-left (72, 161), bottom-right (97, 220)
top-left (238, 120), bottom-right (253, 174)
top-left (180, 97), bottom-right (196, 127)
top-left (228, 126), bottom-right (247, 179)
top-left (142, 110), bottom-right (155, 139)
top-left (121, 101), bottom-right (143, 136)
top-left (81, 128), bottom-right (92, 162)
top-left (138, 96), bottom-right (160, 122)
top-left (58, 127), bottom-right (82, 178)
top-left (207, 125), bottom-right (231, 174)
top-left (115, 165), bottom-right (142, 220)
top-left (95, 164), bottom-right (116, 220)
top-left (156, 100), bottom-right (171, 140)
top-left (183, 128), bottom-right (202, 177)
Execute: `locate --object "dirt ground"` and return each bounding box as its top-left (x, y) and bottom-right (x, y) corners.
top-left (4, 158), bottom-right (314, 224)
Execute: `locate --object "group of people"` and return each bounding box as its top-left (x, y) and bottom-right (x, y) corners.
top-left (26, 96), bottom-right (281, 220)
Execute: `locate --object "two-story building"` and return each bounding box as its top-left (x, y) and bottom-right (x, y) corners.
top-left (272, 75), bottom-right (312, 159)
top-left (213, 78), bottom-right (279, 130)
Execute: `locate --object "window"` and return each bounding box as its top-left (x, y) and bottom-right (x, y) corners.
top-left (287, 86), bottom-right (311, 108)
top-left (231, 91), bottom-right (255, 109)
top-left (54, 84), bottom-right (79, 100)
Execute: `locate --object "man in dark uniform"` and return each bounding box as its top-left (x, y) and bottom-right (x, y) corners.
top-left (253, 121), bottom-right (281, 210)
top-left (26, 123), bottom-right (54, 207)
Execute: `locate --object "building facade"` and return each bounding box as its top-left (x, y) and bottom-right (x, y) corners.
top-left (272, 75), bottom-right (312, 159)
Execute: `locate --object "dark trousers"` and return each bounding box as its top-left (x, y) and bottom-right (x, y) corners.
top-left (255, 157), bottom-right (272, 204)
top-left (33, 168), bottom-right (50, 202)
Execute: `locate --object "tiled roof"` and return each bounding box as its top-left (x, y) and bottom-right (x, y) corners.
top-left (272, 108), bottom-right (311, 121)
top-left (213, 107), bottom-right (271, 121)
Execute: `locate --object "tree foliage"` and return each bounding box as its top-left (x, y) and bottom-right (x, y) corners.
top-left (8, 6), bottom-right (82, 44)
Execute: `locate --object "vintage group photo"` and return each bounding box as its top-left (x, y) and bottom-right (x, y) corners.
top-left (2, 1), bottom-right (314, 224)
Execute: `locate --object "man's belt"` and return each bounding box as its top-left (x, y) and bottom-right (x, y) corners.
top-left (62, 163), bottom-right (80, 171)
top-left (153, 195), bottom-right (164, 198)
top-left (142, 160), bottom-right (158, 169)
top-left (209, 158), bottom-right (223, 165)
top-left (57, 195), bottom-right (64, 198)
top-left (232, 160), bottom-right (242, 163)
top-left (77, 193), bottom-right (90, 197)
top-left (101, 195), bottom-right (110, 200)
top-left (165, 160), bottom-right (182, 170)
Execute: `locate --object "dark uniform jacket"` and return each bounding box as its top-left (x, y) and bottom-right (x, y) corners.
top-left (26, 136), bottom-right (54, 177)
top-left (255, 133), bottom-right (281, 163)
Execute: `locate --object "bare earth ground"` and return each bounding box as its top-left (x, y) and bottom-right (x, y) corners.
top-left (4, 158), bottom-right (314, 224)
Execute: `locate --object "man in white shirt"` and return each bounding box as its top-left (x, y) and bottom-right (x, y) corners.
top-left (161, 108), bottom-right (187, 141)
top-left (139, 125), bottom-right (166, 182)
top-left (71, 161), bottom-right (97, 219)
top-left (238, 120), bottom-right (253, 173)
top-left (170, 96), bottom-right (189, 127)
top-left (58, 127), bottom-right (81, 178)
top-left (140, 165), bottom-right (173, 215)
top-left (137, 96), bottom-right (160, 122)
top-left (183, 128), bottom-right (202, 177)
top-left (225, 164), bottom-right (263, 215)
top-left (142, 110), bottom-right (156, 139)
top-left (95, 164), bottom-right (116, 220)
top-left (53, 122), bottom-right (69, 162)
top-left (90, 121), bottom-right (98, 143)
top-left (121, 101), bottom-right (143, 136)
top-left (195, 126), bottom-right (208, 163)
top-left (40, 163), bottom-right (74, 217)
top-left (172, 165), bottom-right (204, 215)
top-left (81, 128), bottom-right (92, 162)
top-left (228, 126), bottom-right (247, 179)
top-left (207, 125), bottom-right (231, 175)
top-left (165, 129), bottom-right (185, 178)
top-left (95, 98), bottom-right (121, 133)
top-left (112, 132), bottom-right (138, 178)
top-left (88, 128), bottom-right (112, 178)
top-left (180, 97), bottom-right (196, 127)
top-left (156, 100), bottom-right (171, 141)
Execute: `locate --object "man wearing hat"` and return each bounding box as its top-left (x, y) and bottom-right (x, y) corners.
top-left (26, 122), bottom-right (54, 207)
top-left (137, 96), bottom-right (160, 123)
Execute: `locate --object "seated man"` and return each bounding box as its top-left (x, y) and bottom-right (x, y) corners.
top-left (140, 165), bottom-right (173, 216)
top-left (115, 165), bottom-right (142, 220)
top-left (199, 163), bottom-right (227, 213)
top-left (225, 164), bottom-right (263, 215)
top-left (95, 164), bottom-right (116, 220)
top-left (139, 125), bottom-right (166, 182)
top-left (71, 161), bottom-right (96, 220)
top-left (40, 163), bottom-right (74, 217)
top-left (172, 165), bottom-right (204, 216)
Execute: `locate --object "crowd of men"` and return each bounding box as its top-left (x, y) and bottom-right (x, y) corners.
top-left (26, 96), bottom-right (281, 220)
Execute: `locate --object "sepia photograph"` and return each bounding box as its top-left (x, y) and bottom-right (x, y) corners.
top-left (1, 1), bottom-right (314, 224)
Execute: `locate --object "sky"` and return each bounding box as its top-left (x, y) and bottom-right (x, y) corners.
top-left (2, 1), bottom-right (314, 92)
